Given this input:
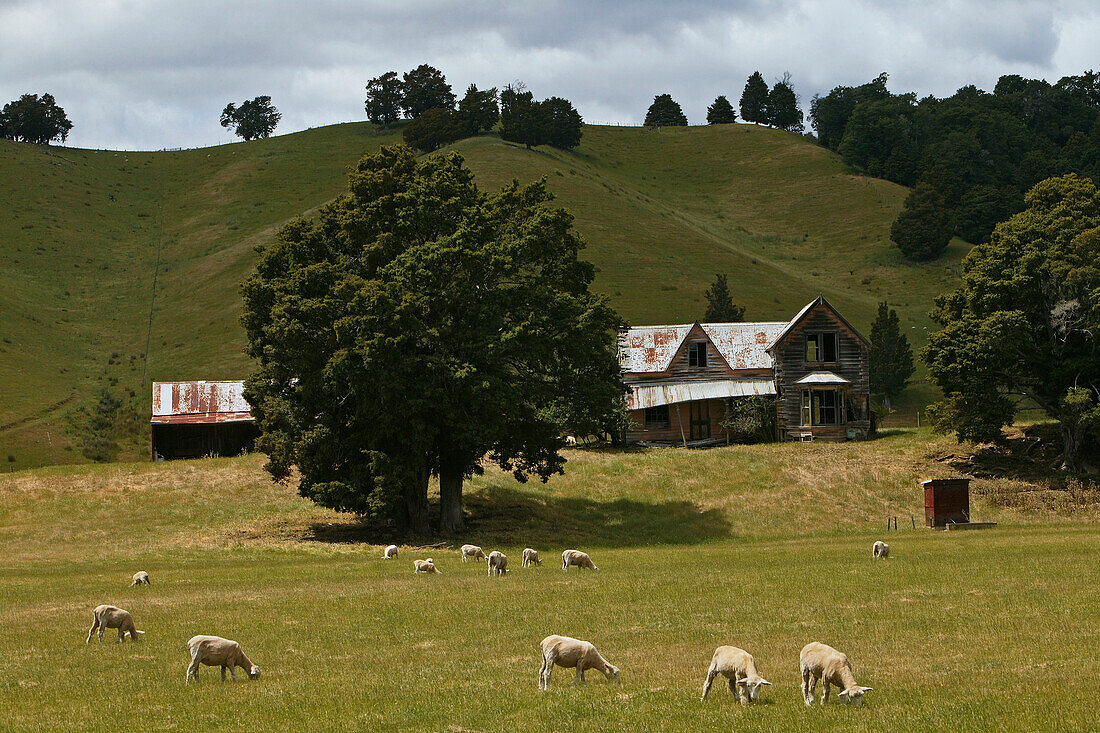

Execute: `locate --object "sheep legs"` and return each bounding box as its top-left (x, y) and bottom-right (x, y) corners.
top-left (220, 665), bottom-right (238, 682)
top-left (186, 653), bottom-right (202, 683)
top-left (575, 664), bottom-right (586, 685)
top-left (802, 668), bottom-right (817, 707)
top-left (821, 680), bottom-right (831, 705)
top-left (538, 655), bottom-right (555, 691)
top-left (700, 665), bottom-right (719, 700)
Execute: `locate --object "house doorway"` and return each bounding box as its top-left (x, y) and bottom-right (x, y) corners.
top-left (689, 401), bottom-right (710, 440)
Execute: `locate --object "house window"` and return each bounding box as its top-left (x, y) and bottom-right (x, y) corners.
top-left (805, 332), bottom-right (838, 362)
top-left (644, 405), bottom-right (670, 430)
top-left (688, 342), bottom-right (708, 368)
top-left (801, 389), bottom-right (842, 426)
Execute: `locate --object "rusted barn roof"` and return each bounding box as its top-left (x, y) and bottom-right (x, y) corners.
top-left (619, 322), bottom-right (787, 373)
top-left (151, 381), bottom-right (253, 424)
top-left (626, 378), bottom-right (776, 410)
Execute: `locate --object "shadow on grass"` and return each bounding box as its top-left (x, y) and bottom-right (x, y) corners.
top-left (302, 481), bottom-right (731, 549)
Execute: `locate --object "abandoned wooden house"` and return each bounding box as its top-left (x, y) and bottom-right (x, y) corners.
top-left (619, 296), bottom-right (871, 444)
top-left (150, 381), bottom-right (258, 460)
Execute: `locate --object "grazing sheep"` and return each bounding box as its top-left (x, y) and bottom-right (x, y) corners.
top-left (487, 551), bottom-right (508, 576)
top-left (562, 549), bottom-right (598, 571)
top-left (800, 642), bottom-right (872, 706)
top-left (461, 544), bottom-right (487, 563)
top-left (522, 548), bottom-right (541, 567)
top-left (539, 635), bottom-right (620, 690)
top-left (414, 558), bottom-right (440, 574)
top-left (564, 435), bottom-right (578, 446)
top-left (700, 645), bottom-right (772, 704)
top-left (872, 541), bottom-right (890, 559)
top-left (186, 635), bottom-right (261, 682)
top-left (86, 605), bottom-right (143, 643)
top-left (383, 545), bottom-right (398, 559)
top-left (130, 571), bottom-right (150, 586)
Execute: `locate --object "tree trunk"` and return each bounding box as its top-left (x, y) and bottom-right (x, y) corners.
top-left (404, 463), bottom-right (431, 535)
top-left (1061, 421), bottom-right (1084, 473)
top-left (439, 459), bottom-right (465, 535)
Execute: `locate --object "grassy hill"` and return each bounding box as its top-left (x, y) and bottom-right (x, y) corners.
top-left (0, 123), bottom-right (968, 467)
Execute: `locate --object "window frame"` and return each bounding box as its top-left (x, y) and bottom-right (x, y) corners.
top-left (644, 404), bottom-right (670, 430)
top-left (804, 331), bottom-right (839, 363)
top-left (800, 389), bottom-right (845, 426)
top-left (687, 341), bottom-right (708, 368)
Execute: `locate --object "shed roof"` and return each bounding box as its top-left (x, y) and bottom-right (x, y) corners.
top-left (619, 322), bottom-right (787, 373)
top-left (151, 381), bottom-right (253, 424)
top-left (627, 378), bottom-right (776, 410)
top-left (794, 371), bottom-right (852, 386)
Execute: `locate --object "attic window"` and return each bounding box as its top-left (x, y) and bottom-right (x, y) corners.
top-left (688, 342), bottom-right (708, 368)
top-left (644, 405), bottom-right (670, 430)
top-left (805, 332), bottom-right (838, 363)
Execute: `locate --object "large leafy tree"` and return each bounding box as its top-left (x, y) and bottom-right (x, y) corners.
top-left (923, 174), bottom-right (1100, 471)
top-left (220, 96), bottom-right (281, 141)
top-left (457, 84), bottom-right (499, 135)
top-left (401, 65), bottom-right (455, 118)
top-left (809, 72), bottom-right (891, 150)
top-left (706, 95), bottom-right (737, 124)
top-left (0, 93), bottom-right (73, 144)
top-left (702, 274), bottom-right (745, 322)
top-left (890, 182), bottom-right (953, 261)
top-left (499, 84), bottom-right (548, 148)
top-left (644, 94), bottom-right (688, 127)
top-left (766, 76), bottom-right (804, 133)
top-left (869, 302), bottom-right (915, 407)
top-left (402, 108), bottom-right (464, 152)
top-left (241, 145), bottom-right (625, 534)
top-left (739, 72), bottom-right (769, 124)
top-left (365, 71), bottom-right (403, 128)
top-left (542, 96), bottom-right (584, 150)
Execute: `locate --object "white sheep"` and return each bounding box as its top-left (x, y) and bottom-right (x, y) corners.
top-left (700, 645), bottom-right (772, 704)
top-left (461, 544), bottom-right (487, 563)
top-left (800, 642), bottom-right (873, 706)
top-left (186, 635), bottom-right (261, 682)
top-left (872, 541), bottom-right (890, 559)
top-left (487, 551), bottom-right (508, 576)
top-left (539, 635), bottom-right (620, 690)
top-left (414, 558), bottom-right (440, 574)
top-left (562, 549), bottom-right (598, 571)
top-left (86, 605), bottom-right (144, 643)
top-left (522, 548), bottom-right (541, 567)
top-left (383, 545), bottom-right (399, 559)
top-left (130, 571), bottom-right (150, 586)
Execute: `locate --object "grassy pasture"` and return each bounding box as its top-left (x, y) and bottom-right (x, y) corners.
top-left (1, 430), bottom-right (1096, 731)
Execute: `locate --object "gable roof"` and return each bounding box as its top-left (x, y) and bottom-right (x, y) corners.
top-left (765, 295), bottom-right (870, 352)
top-left (619, 322), bottom-right (787, 373)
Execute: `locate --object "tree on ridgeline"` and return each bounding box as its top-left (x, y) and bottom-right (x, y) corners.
top-left (922, 174), bottom-right (1100, 472)
top-left (542, 96), bottom-right (583, 150)
top-left (500, 84), bottom-right (548, 148)
top-left (0, 93), bottom-right (73, 144)
top-left (402, 108), bottom-right (465, 152)
top-left (702, 274), bottom-right (745, 322)
top-left (365, 71), bottom-right (404, 128)
top-left (241, 144), bottom-right (626, 534)
top-left (869, 302), bottom-right (915, 408)
top-left (401, 64), bottom-right (455, 119)
top-left (220, 96), bottom-right (281, 141)
top-left (739, 72), bottom-right (769, 124)
top-left (890, 183), bottom-right (953, 261)
top-left (809, 72), bottom-right (891, 150)
top-left (457, 84), bottom-right (500, 136)
top-left (766, 74), bottom-right (804, 133)
top-left (706, 95), bottom-right (738, 124)
top-left (644, 94), bottom-right (688, 127)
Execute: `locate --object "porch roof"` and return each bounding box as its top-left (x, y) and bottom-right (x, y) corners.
top-left (794, 371), bottom-right (852, 386)
top-left (627, 378), bottom-right (776, 410)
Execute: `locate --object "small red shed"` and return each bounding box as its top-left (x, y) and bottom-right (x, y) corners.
top-left (922, 478), bottom-right (971, 527)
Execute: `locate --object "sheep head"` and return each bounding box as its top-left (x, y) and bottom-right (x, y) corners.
top-left (604, 663), bottom-right (620, 681)
top-left (738, 676), bottom-right (771, 702)
top-left (248, 665), bottom-right (262, 680)
top-left (838, 686), bottom-right (872, 705)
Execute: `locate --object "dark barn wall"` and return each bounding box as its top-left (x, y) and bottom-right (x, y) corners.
top-left (151, 422), bottom-right (259, 460)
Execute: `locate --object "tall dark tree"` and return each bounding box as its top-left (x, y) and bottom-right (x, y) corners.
top-left (402, 108), bottom-right (464, 152)
top-left (837, 95), bottom-right (923, 184)
top-left (241, 144), bottom-right (625, 534)
top-left (457, 84), bottom-right (499, 136)
top-left (500, 84), bottom-right (548, 149)
top-left (702, 274), bottom-right (745, 322)
top-left (739, 72), bottom-right (770, 124)
top-left (401, 65), bottom-right (455, 119)
top-left (868, 302), bottom-right (915, 407)
top-left (706, 95), bottom-right (738, 124)
top-left (890, 183), bottom-right (953, 261)
top-left (923, 174), bottom-right (1100, 471)
top-left (0, 93), bottom-right (73, 144)
top-left (220, 96), bottom-right (281, 141)
top-left (766, 74), bottom-right (804, 133)
top-left (644, 94), bottom-right (688, 127)
top-left (365, 71), bottom-right (403, 128)
top-left (809, 73), bottom-right (891, 150)
top-left (542, 96), bottom-right (584, 150)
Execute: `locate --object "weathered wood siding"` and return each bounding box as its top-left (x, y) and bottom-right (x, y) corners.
top-left (663, 325), bottom-right (737, 381)
top-left (771, 304), bottom-right (870, 441)
top-left (624, 398), bottom-right (729, 443)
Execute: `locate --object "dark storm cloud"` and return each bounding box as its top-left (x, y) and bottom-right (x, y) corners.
top-left (0, 0), bottom-right (1096, 150)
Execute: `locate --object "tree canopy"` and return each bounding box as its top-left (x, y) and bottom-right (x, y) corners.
top-left (401, 65), bottom-right (455, 119)
top-left (739, 72), bottom-right (769, 124)
top-left (500, 85), bottom-right (583, 150)
top-left (706, 95), bottom-right (737, 124)
top-left (702, 274), bottom-right (745, 322)
top-left (0, 93), bottom-right (73, 144)
top-left (644, 94), bottom-right (688, 127)
top-left (241, 144), bottom-right (626, 534)
top-left (766, 76), bottom-right (804, 133)
top-left (869, 302), bottom-right (915, 405)
top-left (457, 84), bottom-right (500, 136)
top-left (923, 174), bottom-right (1100, 471)
top-left (890, 182), bottom-right (954, 261)
top-left (402, 108), bottom-right (464, 152)
top-left (220, 96), bottom-right (281, 141)
top-left (365, 72), bottom-right (403, 128)
top-left (541, 96), bottom-right (584, 150)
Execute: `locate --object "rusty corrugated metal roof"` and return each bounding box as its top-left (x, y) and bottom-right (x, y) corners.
top-left (619, 322), bottom-right (786, 373)
top-left (151, 381), bottom-right (253, 424)
top-left (626, 378), bottom-right (776, 410)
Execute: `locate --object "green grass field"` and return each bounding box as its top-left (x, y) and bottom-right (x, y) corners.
top-left (1, 123), bottom-right (966, 467)
top-left (1, 430), bottom-right (1096, 731)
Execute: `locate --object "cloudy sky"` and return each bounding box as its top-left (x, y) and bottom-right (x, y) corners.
top-left (1, 0), bottom-right (1098, 150)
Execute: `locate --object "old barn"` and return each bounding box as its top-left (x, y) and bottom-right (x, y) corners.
top-left (619, 296), bottom-right (871, 443)
top-left (150, 381), bottom-right (258, 460)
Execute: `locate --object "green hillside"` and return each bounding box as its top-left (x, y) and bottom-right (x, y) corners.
top-left (0, 123), bottom-right (968, 467)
